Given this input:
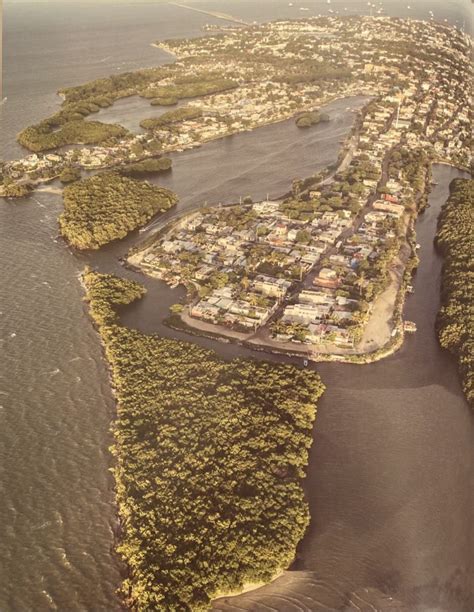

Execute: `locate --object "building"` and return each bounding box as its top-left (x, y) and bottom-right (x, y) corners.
top-left (299, 290), bottom-right (335, 306)
top-left (373, 200), bottom-right (405, 218)
top-left (253, 275), bottom-right (291, 298)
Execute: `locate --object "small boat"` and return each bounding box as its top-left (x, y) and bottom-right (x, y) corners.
top-left (407, 284), bottom-right (414, 294)
top-left (303, 359), bottom-right (308, 367)
top-left (404, 321), bottom-right (417, 333)
top-left (415, 243), bottom-right (421, 250)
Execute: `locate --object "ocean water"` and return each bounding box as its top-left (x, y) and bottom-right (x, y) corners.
top-left (0, 2), bottom-right (472, 610)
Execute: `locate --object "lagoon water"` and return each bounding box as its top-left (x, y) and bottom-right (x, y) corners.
top-left (0, 1), bottom-right (472, 610)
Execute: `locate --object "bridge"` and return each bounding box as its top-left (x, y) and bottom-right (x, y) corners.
top-left (170, 3), bottom-right (252, 26)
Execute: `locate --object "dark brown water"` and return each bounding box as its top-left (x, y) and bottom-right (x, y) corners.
top-left (1, 2), bottom-right (472, 610)
top-left (218, 166), bottom-right (473, 611)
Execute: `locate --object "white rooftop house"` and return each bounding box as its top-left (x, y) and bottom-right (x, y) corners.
top-left (283, 303), bottom-right (331, 324)
top-left (319, 267), bottom-right (338, 280)
top-left (252, 200), bottom-right (281, 216)
top-left (299, 290), bottom-right (335, 306)
top-left (253, 275), bottom-right (291, 298)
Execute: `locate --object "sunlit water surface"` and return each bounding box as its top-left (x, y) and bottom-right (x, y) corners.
top-left (0, 1), bottom-right (472, 609)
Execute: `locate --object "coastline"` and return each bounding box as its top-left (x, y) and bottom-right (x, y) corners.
top-left (211, 570), bottom-right (285, 603)
top-left (2, 7), bottom-right (473, 612)
top-left (2, 92), bottom-right (367, 200)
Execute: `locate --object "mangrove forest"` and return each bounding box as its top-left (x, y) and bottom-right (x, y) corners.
top-left (435, 179), bottom-right (474, 407)
top-left (435, 177), bottom-right (473, 407)
top-left (82, 269), bottom-right (324, 611)
top-left (60, 171), bottom-right (177, 249)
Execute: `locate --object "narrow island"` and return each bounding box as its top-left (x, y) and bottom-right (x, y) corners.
top-left (82, 268), bottom-right (324, 610)
top-left (435, 178), bottom-right (473, 408)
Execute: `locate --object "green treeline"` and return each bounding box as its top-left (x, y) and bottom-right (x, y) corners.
top-left (1, 180), bottom-right (32, 198)
top-left (17, 72), bottom-right (236, 151)
top-left (60, 172), bottom-right (177, 249)
top-left (18, 119), bottom-right (128, 153)
top-left (140, 107), bottom-right (203, 131)
top-left (59, 166), bottom-right (82, 184)
top-left (82, 269), bottom-right (324, 611)
top-left (119, 157), bottom-right (172, 177)
top-left (296, 110), bottom-right (330, 128)
top-left (59, 67), bottom-right (167, 104)
top-left (18, 67), bottom-right (169, 151)
top-left (140, 78), bottom-right (238, 104)
top-left (435, 178), bottom-right (474, 407)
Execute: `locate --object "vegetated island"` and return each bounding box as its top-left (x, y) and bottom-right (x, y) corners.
top-left (82, 268), bottom-right (324, 610)
top-left (60, 171), bottom-right (177, 249)
top-left (435, 177), bottom-right (473, 407)
top-left (18, 118), bottom-right (129, 153)
top-left (119, 156), bottom-right (172, 177)
top-left (295, 110), bottom-right (330, 128)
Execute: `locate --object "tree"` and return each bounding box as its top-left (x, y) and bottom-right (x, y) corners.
top-left (169, 303), bottom-right (184, 314)
top-left (59, 166), bottom-right (81, 184)
top-left (2, 180), bottom-right (32, 198)
top-left (435, 178), bottom-right (473, 407)
top-left (59, 171), bottom-right (177, 249)
top-left (296, 229), bottom-right (312, 244)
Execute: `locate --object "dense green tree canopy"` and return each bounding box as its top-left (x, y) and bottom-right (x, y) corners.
top-left (60, 171), bottom-right (177, 249)
top-left (435, 178), bottom-right (474, 407)
top-left (18, 120), bottom-right (128, 153)
top-left (119, 157), bottom-right (172, 177)
top-left (83, 269), bottom-right (324, 610)
top-left (59, 165), bottom-right (81, 184)
top-left (140, 107), bottom-right (203, 131)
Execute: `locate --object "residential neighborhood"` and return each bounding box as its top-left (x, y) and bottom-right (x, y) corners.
top-left (129, 82), bottom-right (428, 353)
top-left (1, 15), bottom-right (470, 196)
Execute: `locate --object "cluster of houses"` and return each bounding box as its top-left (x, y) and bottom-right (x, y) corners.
top-left (133, 77), bottom-right (419, 347)
top-left (156, 16), bottom-right (470, 164)
top-left (134, 200), bottom-right (353, 332)
top-left (0, 132), bottom-right (160, 184)
top-left (275, 201), bottom-right (403, 347)
top-left (2, 15), bottom-right (470, 196)
top-left (268, 89), bottom-right (415, 346)
top-left (1, 152), bottom-right (65, 182)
